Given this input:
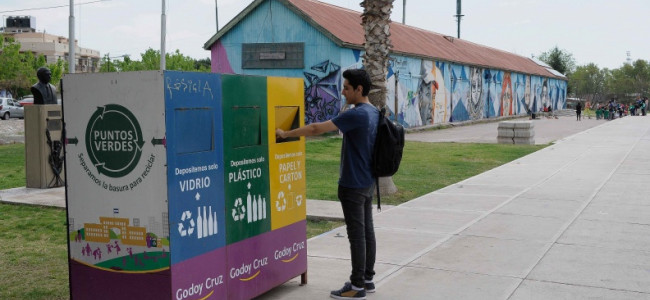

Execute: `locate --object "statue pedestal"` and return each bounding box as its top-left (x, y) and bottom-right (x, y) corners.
top-left (25, 105), bottom-right (65, 188)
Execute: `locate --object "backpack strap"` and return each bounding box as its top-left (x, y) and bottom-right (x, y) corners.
top-left (375, 107), bottom-right (383, 212)
top-left (376, 176), bottom-right (381, 212)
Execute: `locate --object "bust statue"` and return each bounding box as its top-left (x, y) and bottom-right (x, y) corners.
top-left (31, 67), bottom-right (57, 105)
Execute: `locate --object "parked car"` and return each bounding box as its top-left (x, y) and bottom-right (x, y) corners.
top-left (18, 96), bottom-right (34, 106)
top-left (18, 96), bottom-right (61, 106)
top-left (0, 97), bottom-right (24, 120)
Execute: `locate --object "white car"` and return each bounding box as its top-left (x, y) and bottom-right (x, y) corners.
top-left (0, 97), bottom-right (24, 120)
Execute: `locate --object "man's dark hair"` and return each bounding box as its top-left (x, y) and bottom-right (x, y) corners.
top-left (342, 69), bottom-right (371, 96)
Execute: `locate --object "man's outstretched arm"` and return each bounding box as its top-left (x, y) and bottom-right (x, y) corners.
top-left (276, 120), bottom-right (338, 139)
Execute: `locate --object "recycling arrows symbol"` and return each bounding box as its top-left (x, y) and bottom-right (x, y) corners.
top-left (232, 198), bottom-right (246, 221)
top-left (178, 210), bottom-right (195, 237)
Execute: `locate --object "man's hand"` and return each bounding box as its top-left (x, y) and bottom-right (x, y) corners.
top-left (276, 128), bottom-right (287, 140)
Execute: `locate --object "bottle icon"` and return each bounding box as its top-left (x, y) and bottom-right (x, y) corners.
top-left (262, 196), bottom-right (267, 219)
top-left (203, 206), bottom-right (208, 236)
top-left (253, 196), bottom-right (258, 222)
top-left (208, 207), bottom-right (214, 236)
top-left (197, 207), bottom-right (203, 239)
top-left (247, 191), bottom-right (252, 223)
top-left (213, 211), bottom-right (218, 234)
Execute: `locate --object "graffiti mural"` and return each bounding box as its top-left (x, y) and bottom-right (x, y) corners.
top-left (483, 69), bottom-right (502, 118)
top-left (548, 78), bottom-right (566, 110)
top-left (512, 73), bottom-right (528, 115)
top-left (500, 72), bottom-right (513, 116)
top-left (417, 60), bottom-right (435, 125)
top-left (433, 61), bottom-right (451, 124)
top-left (303, 60), bottom-right (341, 124)
top-left (541, 77), bottom-right (551, 110)
top-left (530, 76), bottom-right (543, 113)
top-left (468, 67), bottom-right (483, 120)
top-left (450, 64), bottom-right (470, 122)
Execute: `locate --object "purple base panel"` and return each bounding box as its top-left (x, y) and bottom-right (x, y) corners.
top-left (69, 260), bottom-right (171, 300)
top-left (171, 247), bottom-right (228, 300)
top-left (227, 220), bottom-right (307, 300)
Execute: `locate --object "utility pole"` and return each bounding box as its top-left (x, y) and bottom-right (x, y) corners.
top-left (161, 0), bottom-right (166, 70)
top-left (69, 0), bottom-right (75, 73)
top-left (454, 0), bottom-right (463, 39)
top-left (402, 0), bottom-right (406, 24)
top-left (215, 0), bottom-right (219, 31)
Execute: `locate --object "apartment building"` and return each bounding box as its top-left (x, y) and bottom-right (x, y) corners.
top-left (1, 16), bottom-right (101, 73)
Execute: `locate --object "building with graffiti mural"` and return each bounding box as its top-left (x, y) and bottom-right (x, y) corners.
top-left (204, 0), bottom-right (567, 128)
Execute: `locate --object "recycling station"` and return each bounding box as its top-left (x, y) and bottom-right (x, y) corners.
top-left (62, 71), bottom-right (307, 299)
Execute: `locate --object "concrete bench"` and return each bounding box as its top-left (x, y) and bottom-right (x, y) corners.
top-left (497, 121), bottom-right (535, 145)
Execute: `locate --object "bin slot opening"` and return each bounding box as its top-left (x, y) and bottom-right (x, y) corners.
top-left (275, 106), bottom-right (299, 143)
top-left (174, 107), bottom-right (213, 154)
top-left (230, 106), bottom-right (261, 148)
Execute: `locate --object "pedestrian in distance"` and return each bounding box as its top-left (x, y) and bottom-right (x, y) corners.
top-left (276, 69), bottom-right (379, 300)
top-left (576, 102), bottom-right (582, 121)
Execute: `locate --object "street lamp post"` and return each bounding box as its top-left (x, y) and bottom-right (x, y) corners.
top-left (69, 0), bottom-right (75, 73)
top-left (161, 0), bottom-right (166, 70)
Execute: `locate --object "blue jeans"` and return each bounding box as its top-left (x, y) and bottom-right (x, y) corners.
top-left (338, 184), bottom-right (376, 288)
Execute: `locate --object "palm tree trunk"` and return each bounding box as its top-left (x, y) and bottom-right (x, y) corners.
top-left (361, 0), bottom-right (398, 195)
top-left (361, 0), bottom-right (393, 108)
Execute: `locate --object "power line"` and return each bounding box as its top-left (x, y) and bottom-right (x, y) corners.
top-left (0, 0), bottom-right (108, 14)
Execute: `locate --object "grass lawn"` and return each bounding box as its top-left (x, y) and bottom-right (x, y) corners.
top-left (306, 138), bottom-right (545, 205)
top-left (0, 139), bottom-right (543, 299)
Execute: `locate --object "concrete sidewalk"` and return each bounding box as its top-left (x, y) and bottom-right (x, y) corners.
top-left (260, 116), bottom-right (650, 299)
top-left (4, 115), bottom-right (650, 299)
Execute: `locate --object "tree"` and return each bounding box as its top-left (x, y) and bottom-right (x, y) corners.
top-left (0, 38), bottom-right (40, 97)
top-left (99, 48), bottom-right (210, 73)
top-left (195, 58), bottom-right (212, 72)
top-left (606, 59), bottom-right (650, 102)
top-left (568, 63), bottom-right (606, 103)
top-left (360, 0), bottom-right (397, 195)
top-left (538, 46), bottom-right (576, 75)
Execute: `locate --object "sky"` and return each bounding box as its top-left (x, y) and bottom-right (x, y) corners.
top-left (2, 0), bottom-right (649, 70)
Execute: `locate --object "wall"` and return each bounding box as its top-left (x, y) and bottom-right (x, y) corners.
top-left (213, 0), bottom-right (344, 124)
top-left (211, 0), bottom-right (567, 128)
top-left (376, 52), bottom-right (567, 127)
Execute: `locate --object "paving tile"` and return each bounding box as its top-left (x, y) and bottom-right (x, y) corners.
top-left (412, 235), bottom-right (548, 278)
top-left (558, 219), bottom-right (650, 251)
top-left (436, 184), bottom-right (526, 197)
top-left (373, 206), bottom-right (482, 234)
top-left (580, 203), bottom-right (650, 225)
top-left (517, 185), bottom-right (595, 202)
top-left (510, 279), bottom-right (650, 300)
top-left (460, 213), bottom-right (568, 242)
top-left (307, 227), bottom-right (448, 265)
top-left (590, 190), bottom-right (650, 206)
top-left (528, 243), bottom-right (650, 293)
top-left (401, 193), bottom-right (509, 212)
top-left (370, 267), bottom-right (521, 300)
top-left (495, 197), bottom-right (584, 220)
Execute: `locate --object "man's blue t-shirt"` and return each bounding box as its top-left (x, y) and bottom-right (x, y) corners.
top-left (331, 103), bottom-right (379, 189)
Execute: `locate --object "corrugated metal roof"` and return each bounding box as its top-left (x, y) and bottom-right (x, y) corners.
top-left (205, 0), bottom-right (564, 80)
top-left (286, 0), bottom-right (562, 79)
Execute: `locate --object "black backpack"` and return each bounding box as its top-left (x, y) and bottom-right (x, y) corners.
top-left (372, 107), bottom-right (405, 211)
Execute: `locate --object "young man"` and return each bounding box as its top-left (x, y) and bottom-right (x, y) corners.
top-left (276, 69), bottom-right (379, 299)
